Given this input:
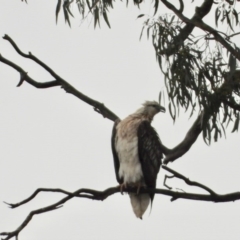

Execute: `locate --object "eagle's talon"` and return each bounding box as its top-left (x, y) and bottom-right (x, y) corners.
top-left (119, 183), bottom-right (127, 194)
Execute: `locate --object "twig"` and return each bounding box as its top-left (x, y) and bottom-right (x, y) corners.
top-left (3, 188), bottom-right (76, 208)
top-left (227, 32), bottom-right (240, 39)
top-left (163, 175), bottom-right (174, 189)
top-left (162, 165), bottom-right (217, 196)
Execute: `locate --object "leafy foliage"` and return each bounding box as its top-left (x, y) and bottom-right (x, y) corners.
top-left (141, 8), bottom-right (240, 143)
top-left (215, 0), bottom-right (239, 30)
top-left (56, 0), bottom-right (114, 28)
top-left (55, 0), bottom-right (161, 28)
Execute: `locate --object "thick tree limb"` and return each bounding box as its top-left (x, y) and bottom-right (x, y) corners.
top-left (1, 165), bottom-right (240, 240)
top-left (163, 112), bottom-right (204, 164)
top-left (162, 79), bottom-right (238, 164)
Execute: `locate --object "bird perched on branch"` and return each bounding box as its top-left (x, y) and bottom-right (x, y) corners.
top-left (111, 101), bottom-right (165, 219)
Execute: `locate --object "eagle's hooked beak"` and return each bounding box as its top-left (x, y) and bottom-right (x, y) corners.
top-left (158, 106), bottom-right (166, 113)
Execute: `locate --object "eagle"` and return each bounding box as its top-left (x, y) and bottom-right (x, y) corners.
top-left (111, 101), bottom-right (165, 219)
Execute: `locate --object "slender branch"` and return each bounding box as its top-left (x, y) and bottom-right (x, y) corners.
top-left (162, 165), bottom-right (217, 196)
top-left (227, 32), bottom-right (240, 39)
top-left (0, 35), bottom-right (119, 122)
top-left (3, 35), bottom-right (62, 80)
top-left (197, 21), bottom-right (240, 61)
top-left (4, 188), bottom-right (76, 209)
top-left (0, 206), bottom-right (62, 240)
top-left (0, 54), bottom-right (60, 88)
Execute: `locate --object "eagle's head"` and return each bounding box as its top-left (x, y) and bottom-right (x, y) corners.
top-left (135, 101), bottom-right (165, 120)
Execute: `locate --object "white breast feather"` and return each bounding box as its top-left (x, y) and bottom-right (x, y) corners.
top-left (116, 136), bottom-right (143, 184)
top-left (114, 107), bottom-right (159, 219)
top-left (115, 116), bottom-right (145, 185)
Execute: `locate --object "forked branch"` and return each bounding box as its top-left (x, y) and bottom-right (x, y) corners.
top-left (1, 35), bottom-right (119, 122)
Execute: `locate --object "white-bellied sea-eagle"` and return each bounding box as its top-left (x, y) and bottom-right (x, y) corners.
top-left (111, 101), bottom-right (165, 219)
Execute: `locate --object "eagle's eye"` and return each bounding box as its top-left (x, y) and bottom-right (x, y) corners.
top-left (149, 104), bottom-right (158, 108)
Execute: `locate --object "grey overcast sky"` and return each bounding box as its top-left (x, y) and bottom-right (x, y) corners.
top-left (1, 1), bottom-right (240, 240)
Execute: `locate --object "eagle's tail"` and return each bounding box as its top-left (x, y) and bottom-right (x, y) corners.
top-left (129, 193), bottom-right (150, 219)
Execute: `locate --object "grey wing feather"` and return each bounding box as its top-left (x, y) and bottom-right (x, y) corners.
top-left (137, 121), bottom-right (163, 201)
top-left (111, 119), bottom-right (123, 184)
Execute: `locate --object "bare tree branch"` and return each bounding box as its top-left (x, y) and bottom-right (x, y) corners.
top-left (1, 35), bottom-right (119, 122)
top-left (1, 166), bottom-right (240, 240)
top-left (0, 54), bottom-right (60, 88)
top-left (3, 188), bottom-right (76, 209)
top-left (0, 186), bottom-right (120, 240)
top-left (227, 32), bottom-right (240, 39)
top-left (162, 165), bottom-right (217, 196)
